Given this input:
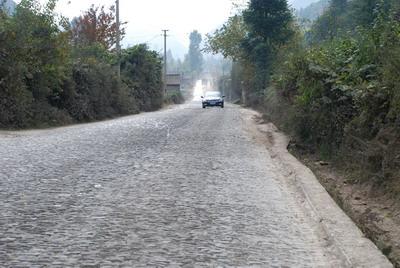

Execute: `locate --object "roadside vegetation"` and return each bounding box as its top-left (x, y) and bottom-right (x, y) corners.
top-left (207, 0), bottom-right (400, 195)
top-left (0, 0), bottom-right (164, 129)
top-left (207, 0), bottom-right (400, 263)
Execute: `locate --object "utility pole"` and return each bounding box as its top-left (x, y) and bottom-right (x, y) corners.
top-left (222, 66), bottom-right (225, 97)
top-left (162, 29), bottom-right (169, 94)
top-left (116, 0), bottom-right (121, 78)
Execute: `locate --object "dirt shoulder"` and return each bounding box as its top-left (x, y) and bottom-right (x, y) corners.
top-left (242, 108), bottom-right (393, 267)
top-left (290, 150), bottom-right (400, 267)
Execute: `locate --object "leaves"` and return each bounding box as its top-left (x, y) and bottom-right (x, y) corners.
top-left (0, 0), bottom-right (162, 128)
top-left (121, 44), bottom-right (163, 111)
top-left (71, 5), bottom-right (126, 50)
top-left (205, 15), bottom-right (247, 60)
top-left (185, 30), bottom-right (203, 77)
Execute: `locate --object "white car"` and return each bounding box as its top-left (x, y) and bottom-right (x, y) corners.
top-left (201, 91), bottom-right (225, 108)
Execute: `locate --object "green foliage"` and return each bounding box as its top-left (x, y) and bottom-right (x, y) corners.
top-left (184, 30), bottom-right (203, 78)
top-left (164, 91), bottom-right (184, 105)
top-left (243, 0), bottom-right (293, 46)
top-left (206, 0), bottom-right (294, 105)
top-left (273, 1), bottom-right (400, 159)
top-left (275, 40), bottom-right (358, 150)
top-left (121, 44), bottom-right (163, 112)
top-left (308, 0), bottom-right (399, 43)
top-left (72, 43), bottom-right (111, 63)
top-left (0, 0), bottom-right (69, 127)
top-left (207, 0), bottom-right (400, 186)
top-left (208, 0), bottom-right (400, 194)
top-left (241, 0), bottom-right (294, 93)
top-left (0, 0), bottom-right (163, 128)
top-left (205, 15), bottom-right (247, 61)
top-left (59, 62), bottom-right (136, 121)
top-left (347, 0), bottom-right (392, 29)
top-left (309, 0), bottom-right (348, 42)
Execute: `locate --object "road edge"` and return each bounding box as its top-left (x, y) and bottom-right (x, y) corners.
top-left (241, 108), bottom-right (393, 268)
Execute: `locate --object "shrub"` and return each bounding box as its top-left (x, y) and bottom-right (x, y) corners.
top-left (164, 91), bottom-right (184, 105)
top-left (121, 44), bottom-right (163, 112)
top-left (0, 1), bottom-right (163, 129)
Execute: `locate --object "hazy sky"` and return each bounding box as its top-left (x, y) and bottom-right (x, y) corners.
top-left (57, 0), bottom-right (235, 49)
top-left (15, 0), bottom-right (318, 58)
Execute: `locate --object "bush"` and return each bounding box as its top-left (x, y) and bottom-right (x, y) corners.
top-left (164, 91), bottom-right (185, 105)
top-left (60, 62), bottom-right (137, 121)
top-left (121, 44), bottom-right (163, 112)
top-left (0, 2), bottom-right (163, 129)
top-left (265, 4), bottom-right (400, 192)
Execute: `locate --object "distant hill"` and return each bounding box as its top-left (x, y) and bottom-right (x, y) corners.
top-left (297, 0), bottom-right (329, 21)
top-left (289, 0), bottom-right (322, 10)
top-left (0, 0), bottom-right (16, 15)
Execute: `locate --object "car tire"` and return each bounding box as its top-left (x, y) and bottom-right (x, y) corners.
top-left (221, 104), bottom-right (224, 108)
top-left (202, 105), bottom-right (206, 109)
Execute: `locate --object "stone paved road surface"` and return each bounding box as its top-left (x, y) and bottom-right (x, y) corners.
top-left (0, 102), bottom-right (360, 267)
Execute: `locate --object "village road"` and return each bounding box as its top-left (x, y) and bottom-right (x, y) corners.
top-left (0, 102), bottom-right (382, 267)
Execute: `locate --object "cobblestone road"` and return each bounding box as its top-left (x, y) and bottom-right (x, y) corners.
top-left (0, 102), bottom-right (348, 267)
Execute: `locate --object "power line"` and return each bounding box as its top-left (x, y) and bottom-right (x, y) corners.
top-left (144, 34), bottom-right (162, 44)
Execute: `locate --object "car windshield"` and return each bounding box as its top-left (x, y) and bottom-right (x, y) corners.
top-left (205, 91), bottom-right (221, 98)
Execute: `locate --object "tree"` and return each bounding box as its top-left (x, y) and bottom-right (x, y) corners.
top-left (347, 0), bottom-right (395, 28)
top-left (205, 15), bottom-right (247, 61)
top-left (185, 30), bottom-right (203, 77)
top-left (241, 0), bottom-right (294, 91)
top-left (71, 5), bottom-right (126, 50)
top-left (166, 49), bottom-right (184, 73)
top-left (242, 0), bottom-right (293, 46)
top-left (206, 0), bottom-right (295, 104)
top-left (0, 0), bottom-right (72, 127)
top-left (121, 44), bottom-right (163, 111)
top-left (309, 0), bottom-right (348, 42)
top-left (10, 0), bottom-right (70, 99)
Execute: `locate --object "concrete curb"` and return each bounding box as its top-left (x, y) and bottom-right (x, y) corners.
top-left (246, 110), bottom-right (393, 267)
